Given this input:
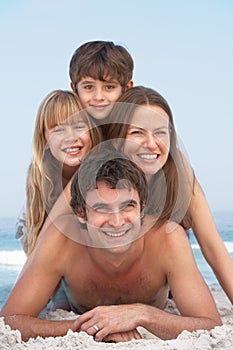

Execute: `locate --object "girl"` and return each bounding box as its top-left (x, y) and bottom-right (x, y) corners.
top-left (105, 85), bottom-right (233, 304)
top-left (17, 90), bottom-right (102, 254)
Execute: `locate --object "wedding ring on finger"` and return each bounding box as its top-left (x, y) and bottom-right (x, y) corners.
top-left (92, 324), bottom-right (99, 332)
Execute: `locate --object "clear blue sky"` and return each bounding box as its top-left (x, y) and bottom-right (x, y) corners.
top-left (0, 0), bottom-right (233, 217)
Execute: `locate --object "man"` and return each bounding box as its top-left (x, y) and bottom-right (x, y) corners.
top-left (1, 149), bottom-right (221, 343)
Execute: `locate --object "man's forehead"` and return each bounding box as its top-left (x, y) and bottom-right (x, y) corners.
top-left (85, 182), bottom-right (139, 207)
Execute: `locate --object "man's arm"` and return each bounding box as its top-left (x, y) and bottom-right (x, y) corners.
top-left (0, 227), bottom-right (76, 341)
top-left (140, 224), bottom-right (222, 339)
top-left (73, 224), bottom-right (221, 341)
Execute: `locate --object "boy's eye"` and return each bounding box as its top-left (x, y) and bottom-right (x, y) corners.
top-left (105, 85), bottom-right (116, 90)
top-left (83, 84), bottom-right (93, 90)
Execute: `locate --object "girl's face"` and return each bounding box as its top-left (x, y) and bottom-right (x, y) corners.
top-left (122, 104), bottom-right (170, 181)
top-left (45, 116), bottom-right (92, 168)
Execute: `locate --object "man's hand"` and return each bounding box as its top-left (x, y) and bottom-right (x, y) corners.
top-left (103, 330), bottom-right (142, 343)
top-left (73, 304), bottom-right (143, 342)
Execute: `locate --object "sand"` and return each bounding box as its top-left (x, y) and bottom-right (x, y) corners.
top-left (1, 287), bottom-right (233, 350)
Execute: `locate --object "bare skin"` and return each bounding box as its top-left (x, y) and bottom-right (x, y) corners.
top-left (190, 179), bottom-right (233, 303)
top-left (41, 177), bottom-right (233, 306)
top-left (1, 215), bottom-right (221, 342)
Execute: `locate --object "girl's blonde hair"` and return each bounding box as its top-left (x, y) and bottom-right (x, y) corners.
top-left (26, 90), bottom-right (102, 254)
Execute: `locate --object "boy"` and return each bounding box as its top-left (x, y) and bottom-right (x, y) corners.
top-left (69, 40), bottom-right (134, 120)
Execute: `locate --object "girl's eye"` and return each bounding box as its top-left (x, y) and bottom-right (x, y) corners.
top-left (53, 127), bottom-right (64, 133)
top-left (73, 123), bottom-right (88, 130)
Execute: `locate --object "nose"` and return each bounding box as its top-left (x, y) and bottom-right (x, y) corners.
top-left (143, 133), bottom-right (157, 150)
top-left (108, 211), bottom-right (125, 227)
top-left (64, 126), bottom-right (79, 142)
top-left (93, 87), bottom-right (105, 101)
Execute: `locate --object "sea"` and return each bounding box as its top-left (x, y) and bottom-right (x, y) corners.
top-left (0, 212), bottom-right (233, 309)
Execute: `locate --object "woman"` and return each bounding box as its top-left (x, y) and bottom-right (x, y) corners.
top-left (105, 85), bottom-right (233, 304)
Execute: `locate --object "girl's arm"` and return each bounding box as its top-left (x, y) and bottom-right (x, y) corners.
top-left (189, 178), bottom-right (233, 304)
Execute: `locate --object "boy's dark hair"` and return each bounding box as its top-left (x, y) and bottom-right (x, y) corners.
top-left (70, 146), bottom-right (147, 220)
top-left (69, 41), bottom-right (134, 89)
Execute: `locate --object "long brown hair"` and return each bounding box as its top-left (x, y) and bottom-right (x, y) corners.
top-left (106, 86), bottom-right (193, 229)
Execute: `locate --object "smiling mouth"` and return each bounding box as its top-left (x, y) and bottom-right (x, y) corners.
top-left (102, 229), bottom-right (129, 238)
top-left (64, 147), bottom-right (81, 153)
top-left (138, 154), bottom-right (158, 160)
top-left (91, 104), bottom-right (110, 109)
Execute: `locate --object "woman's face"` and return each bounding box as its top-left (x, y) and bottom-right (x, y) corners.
top-left (122, 104), bottom-right (170, 181)
top-left (45, 116), bottom-right (92, 169)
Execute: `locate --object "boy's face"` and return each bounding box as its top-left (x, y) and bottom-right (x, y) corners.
top-left (72, 77), bottom-right (133, 120)
top-left (78, 180), bottom-right (141, 252)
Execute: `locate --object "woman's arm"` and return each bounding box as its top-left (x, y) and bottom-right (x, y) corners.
top-left (189, 178), bottom-right (233, 304)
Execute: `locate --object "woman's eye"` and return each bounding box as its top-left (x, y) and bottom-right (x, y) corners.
top-left (154, 130), bottom-right (168, 137)
top-left (129, 130), bottom-right (144, 135)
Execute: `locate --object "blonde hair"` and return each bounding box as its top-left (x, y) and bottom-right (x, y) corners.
top-left (26, 90), bottom-right (102, 254)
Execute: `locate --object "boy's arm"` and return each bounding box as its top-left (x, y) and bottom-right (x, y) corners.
top-left (0, 228), bottom-right (76, 341)
top-left (73, 225), bottom-right (221, 341)
top-left (190, 178), bottom-right (233, 304)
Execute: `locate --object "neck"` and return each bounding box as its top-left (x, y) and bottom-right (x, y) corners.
top-left (62, 165), bottom-right (79, 188)
top-left (87, 236), bottom-right (145, 275)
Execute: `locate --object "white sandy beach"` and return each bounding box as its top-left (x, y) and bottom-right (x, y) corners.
top-left (1, 288), bottom-right (233, 350)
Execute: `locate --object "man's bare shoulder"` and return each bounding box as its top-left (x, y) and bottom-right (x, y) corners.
top-left (147, 220), bottom-right (190, 255)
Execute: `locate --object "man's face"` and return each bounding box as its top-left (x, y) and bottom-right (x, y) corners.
top-left (75, 77), bottom-right (123, 120)
top-left (80, 180), bottom-right (141, 252)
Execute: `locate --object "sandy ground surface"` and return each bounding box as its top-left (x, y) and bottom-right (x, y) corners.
top-left (1, 287), bottom-right (233, 350)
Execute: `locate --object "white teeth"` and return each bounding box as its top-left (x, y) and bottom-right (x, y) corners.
top-left (65, 147), bottom-right (80, 153)
top-left (139, 154), bottom-right (158, 160)
top-left (104, 231), bottom-right (126, 238)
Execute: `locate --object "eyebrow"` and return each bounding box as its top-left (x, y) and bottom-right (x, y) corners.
top-left (91, 199), bottom-right (138, 211)
top-left (128, 125), bottom-right (169, 131)
top-left (79, 80), bottom-right (95, 85)
top-left (80, 79), bottom-right (118, 85)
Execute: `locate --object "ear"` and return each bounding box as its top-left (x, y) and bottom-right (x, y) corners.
top-left (140, 208), bottom-right (145, 219)
top-left (70, 82), bottom-right (76, 92)
top-left (125, 80), bottom-right (134, 90)
top-left (76, 210), bottom-right (86, 224)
